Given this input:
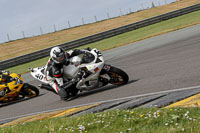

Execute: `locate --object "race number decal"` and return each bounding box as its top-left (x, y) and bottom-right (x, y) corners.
top-left (35, 74), bottom-right (43, 80)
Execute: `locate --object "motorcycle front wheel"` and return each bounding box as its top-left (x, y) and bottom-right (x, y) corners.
top-left (108, 66), bottom-right (129, 85)
top-left (21, 83), bottom-right (39, 98)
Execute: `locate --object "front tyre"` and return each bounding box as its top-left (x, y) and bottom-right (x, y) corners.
top-left (21, 83), bottom-right (39, 98)
top-left (108, 66), bottom-right (129, 85)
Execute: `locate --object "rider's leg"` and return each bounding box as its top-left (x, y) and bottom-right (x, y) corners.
top-left (49, 81), bottom-right (68, 100)
top-left (39, 83), bottom-right (57, 94)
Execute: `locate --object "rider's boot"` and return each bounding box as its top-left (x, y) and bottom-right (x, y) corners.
top-left (58, 87), bottom-right (70, 101)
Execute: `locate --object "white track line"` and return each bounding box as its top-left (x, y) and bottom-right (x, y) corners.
top-left (1, 85), bottom-right (200, 122)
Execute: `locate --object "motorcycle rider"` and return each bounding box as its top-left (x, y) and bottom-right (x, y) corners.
top-left (43, 46), bottom-right (89, 100)
top-left (0, 71), bottom-right (12, 97)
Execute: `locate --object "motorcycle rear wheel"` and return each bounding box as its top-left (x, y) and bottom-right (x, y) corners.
top-left (21, 83), bottom-right (39, 98)
top-left (108, 66), bottom-right (129, 85)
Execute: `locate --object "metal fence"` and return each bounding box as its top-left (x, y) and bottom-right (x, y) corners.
top-left (3, 0), bottom-right (175, 43)
top-left (0, 3), bottom-right (200, 70)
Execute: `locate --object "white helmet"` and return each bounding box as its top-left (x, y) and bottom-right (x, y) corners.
top-left (50, 46), bottom-right (66, 64)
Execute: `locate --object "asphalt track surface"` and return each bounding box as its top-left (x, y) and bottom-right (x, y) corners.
top-left (1, 24), bottom-right (200, 121)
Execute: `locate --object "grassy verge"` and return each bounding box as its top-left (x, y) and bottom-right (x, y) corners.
top-left (6, 10), bottom-right (200, 74)
top-left (0, 107), bottom-right (200, 133)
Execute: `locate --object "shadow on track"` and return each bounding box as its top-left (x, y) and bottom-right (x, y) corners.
top-left (0, 94), bottom-right (45, 108)
top-left (68, 79), bottom-right (139, 101)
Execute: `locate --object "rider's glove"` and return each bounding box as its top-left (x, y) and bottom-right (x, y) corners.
top-left (74, 61), bottom-right (81, 67)
top-left (84, 47), bottom-right (91, 51)
top-left (2, 70), bottom-right (10, 74)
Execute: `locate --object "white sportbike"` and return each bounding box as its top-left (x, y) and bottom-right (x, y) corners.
top-left (30, 48), bottom-right (129, 98)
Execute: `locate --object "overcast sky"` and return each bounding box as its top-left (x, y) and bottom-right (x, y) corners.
top-left (0, 0), bottom-right (176, 43)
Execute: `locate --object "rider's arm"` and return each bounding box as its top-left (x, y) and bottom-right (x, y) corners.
top-left (0, 74), bottom-right (11, 83)
top-left (68, 49), bottom-right (86, 58)
top-left (0, 73), bottom-right (8, 82)
top-left (0, 70), bottom-right (10, 75)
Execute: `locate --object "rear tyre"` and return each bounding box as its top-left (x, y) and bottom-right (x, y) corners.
top-left (21, 83), bottom-right (39, 98)
top-left (108, 66), bottom-right (129, 85)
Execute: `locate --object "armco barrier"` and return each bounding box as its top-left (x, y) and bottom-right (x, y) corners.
top-left (0, 3), bottom-right (200, 69)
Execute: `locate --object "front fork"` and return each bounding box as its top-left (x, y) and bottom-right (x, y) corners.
top-left (103, 64), bottom-right (111, 72)
top-left (99, 64), bottom-right (111, 85)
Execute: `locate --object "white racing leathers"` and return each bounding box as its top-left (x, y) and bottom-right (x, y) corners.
top-left (44, 58), bottom-right (68, 100)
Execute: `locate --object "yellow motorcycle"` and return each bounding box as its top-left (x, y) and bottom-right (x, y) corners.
top-left (0, 72), bottom-right (39, 103)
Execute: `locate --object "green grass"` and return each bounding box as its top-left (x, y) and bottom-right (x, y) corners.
top-left (7, 57), bottom-right (49, 74)
top-left (6, 10), bottom-right (200, 74)
top-left (1, 107), bottom-right (200, 133)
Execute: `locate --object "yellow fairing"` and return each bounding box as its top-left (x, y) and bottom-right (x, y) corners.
top-left (0, 73), bottom-right (24, 102)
